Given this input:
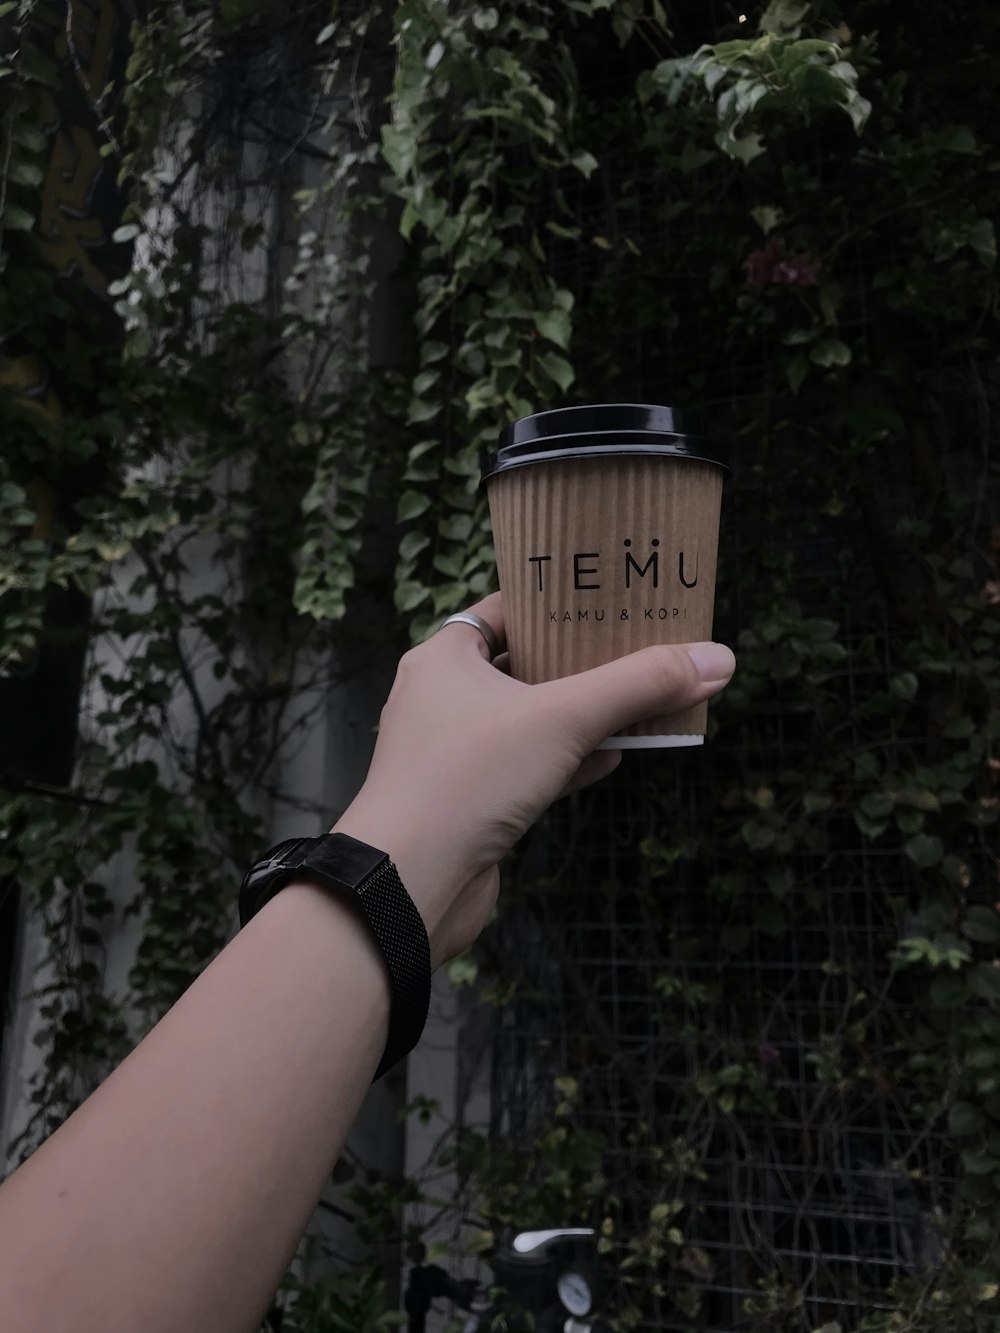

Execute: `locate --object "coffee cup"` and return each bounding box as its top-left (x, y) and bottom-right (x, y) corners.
top-left (481, 404), bottom-right (728, 748)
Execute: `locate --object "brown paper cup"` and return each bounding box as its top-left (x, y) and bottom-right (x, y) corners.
top-left (482, 406), bottom-right (727, 748)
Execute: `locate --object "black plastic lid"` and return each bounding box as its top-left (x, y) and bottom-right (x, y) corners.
top-left (480, 403), bottom-right (729, 483)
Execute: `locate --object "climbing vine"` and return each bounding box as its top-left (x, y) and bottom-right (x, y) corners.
top-left (2, 0), bottom-right (999, 1329)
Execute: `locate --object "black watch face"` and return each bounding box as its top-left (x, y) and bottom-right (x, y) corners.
top-left (239, 843), bottom-right (305, 924)
top-left (238, 863), bottom-right (279, 923)
top-left (239, 835), bottom-right (386, 926)
top-left (264, 838), bottom-right (309, 869)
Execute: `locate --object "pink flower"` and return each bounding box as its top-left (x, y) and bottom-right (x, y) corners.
top-left (744, 239), bottom-right (819, 287)
top-left (758, 1041), bottom-right (782, 1068)
top-left (744, 239), bottom-right (784, 286)
top-left (773, 253), bottom-right (819, 285)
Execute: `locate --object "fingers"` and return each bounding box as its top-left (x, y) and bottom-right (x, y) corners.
top-left (558, 748), bottom-right (622, 797)
top-left (464, 590), bottom-right (503, 634)
top-left (541, 641), bottom-right (736, 751)
top-left (433, 592), bottom-right (507, 662)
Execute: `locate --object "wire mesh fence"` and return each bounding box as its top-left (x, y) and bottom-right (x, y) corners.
top-left (472, 7), bottom-right (1000, 1327)
top-left (482, 328), bottom-right (995, 1333)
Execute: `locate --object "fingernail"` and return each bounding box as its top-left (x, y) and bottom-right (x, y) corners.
top-left (686, 642), bottom-right (736, 683)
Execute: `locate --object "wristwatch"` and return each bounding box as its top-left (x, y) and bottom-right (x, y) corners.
top-left (238, 832), bottom-right (431, 1080)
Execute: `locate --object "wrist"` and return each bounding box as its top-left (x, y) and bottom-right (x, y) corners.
top-left (240, 832), bottom-right (432, 1077)
top-left (330, 799), bottom-right (461, 970)
top-left (257, 881), bottom-right (391, 1021)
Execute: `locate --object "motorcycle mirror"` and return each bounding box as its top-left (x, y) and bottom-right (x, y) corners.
top-left (511, 1228), bottom-right (595, 1255)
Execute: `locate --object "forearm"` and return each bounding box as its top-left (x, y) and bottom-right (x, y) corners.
top-left (0, 593), bottom-right (735, 1332)
top-left (0, 882), bottom-right (390, 1333)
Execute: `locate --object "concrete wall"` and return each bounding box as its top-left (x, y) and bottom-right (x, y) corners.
top-left (0, 79), bottom-right (425, 1269)
top-left (0, 39), bottom-right (485, 1319)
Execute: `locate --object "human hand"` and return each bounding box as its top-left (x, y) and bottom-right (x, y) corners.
top-left (334, 592), bottom-right (735, 967)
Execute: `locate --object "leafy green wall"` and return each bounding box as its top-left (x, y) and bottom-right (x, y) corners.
top-left (1, 0), bottom-right (998, 1328)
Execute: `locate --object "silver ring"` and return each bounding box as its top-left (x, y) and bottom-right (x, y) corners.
top-left (439, 612), bottom-right (501, 659)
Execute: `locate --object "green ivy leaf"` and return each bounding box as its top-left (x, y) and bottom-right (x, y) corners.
top-left (447, 953), bottom-right (478, 988)
top-left (948, 1101), bottom-right (985, 1137)
top-left (751, 204), bottom-right (782, 234)
top-left (381, 125), bottom-right (416, 179)
top-left (941, 713), bottom-right (975, 739)
top-left (854, 810), bottom-right (888, 839)
top-left (895, 807), bottom-right (924, 835)
top-left (439, 512), bottom-right (473, 543)
top-left (571, 150), bottom-right (599, 178)
top-left (809, 337), bottom-right (852, 368)
top-left (399, 531), bottom-right (430, 562)
top-left (406, 397), bottom-right (441, 425)
top-left (433, 551), bottom-right (463, 578)
top-left (4, 204), bottom-right (35, 232)
top-left (546, 220), bottom-right (582, 240)
top-left (716, 128), bottom-right (765, 163)
top-left (962, 907), bottom-right (1000, 944)
top-left (929, 975), bottom-right (971, 1008)
top-left (761, 0), bottom-right (809, 34)
top-left (889, 672), bottom-right (919, 700)
top-left (433, 581), bottom-right (470, 614)
top-left (12, 121), bottom-right (46, 153)
top-left (860, 791), bottom-right (894, 819)
top-left (964, 218), bottom-right (994, 268)
top-left (18, 44), bottom-right (60, 89)
top-left (7, 159), bottom-right (43, 188)
top-left (741, 820), bottom-right (775, 851)
top-left (941, 125), bottom-right (978, 153)
top-left (397, 490), bottom-right (432, 523)
top-left (967, 964), bottom-right (1000, 1001)
top-left (394, 580), bottom-right (430, 613)
top-left (533, 307), bottom-right (572, 350)
top-left (398, 200), bottom-right (419, 240)
top-left (966, 1046), bottom-right (997, 1070)
top-left (535, 351), bottom-right (575, 392)
top-left (903, 833), bottom-right (944, 868)
top-left (467, 1228), bottom-right (494, 1255)
top-left (786, 352), bottom-right (809, 393)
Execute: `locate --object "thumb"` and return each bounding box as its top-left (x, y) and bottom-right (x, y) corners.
top-left (540, 641), bottom-right (736, 750)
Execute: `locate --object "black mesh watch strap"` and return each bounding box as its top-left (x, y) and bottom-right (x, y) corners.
top-left (238, 833), bottom-right (431, 1081)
